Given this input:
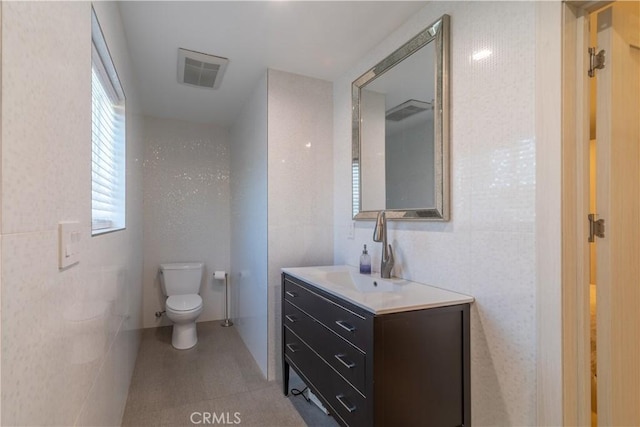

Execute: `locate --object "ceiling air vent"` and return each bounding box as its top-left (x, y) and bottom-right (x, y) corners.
top-left (386, 99), bottom-right (432, 122)
top-left (177, 48), bottom-right (229, 90)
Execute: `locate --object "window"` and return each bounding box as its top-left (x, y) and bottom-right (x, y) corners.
top-left (91, 8), bottom-right (126, 235)
top-left (352, 160), bottom-right (360, 218)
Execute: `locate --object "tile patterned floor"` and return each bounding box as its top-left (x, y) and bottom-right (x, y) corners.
top-left (121, 321), bottom-right (338, 426)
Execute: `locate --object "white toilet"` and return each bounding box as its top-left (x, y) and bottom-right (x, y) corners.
top-left (159, 262), bottom-right (204, 350)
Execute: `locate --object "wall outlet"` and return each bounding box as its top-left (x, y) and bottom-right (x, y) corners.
top-left (58, 221), bottom-right (81, 269)
top-left (347, 221), bottom-right (355, 240)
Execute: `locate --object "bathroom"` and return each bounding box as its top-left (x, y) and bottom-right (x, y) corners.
top-left (2, 1), bottom-right (638, 426)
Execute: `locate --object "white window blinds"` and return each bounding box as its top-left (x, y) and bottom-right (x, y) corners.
top-left (91, 9), bottom-right (126, 235)
top-left (352, 160), bottom-right (360, 218)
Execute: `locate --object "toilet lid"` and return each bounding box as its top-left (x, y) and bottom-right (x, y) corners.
top-left (166, 294), bottom-right (202, 311)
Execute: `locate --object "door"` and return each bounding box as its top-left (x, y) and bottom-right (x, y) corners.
top-left (595, 2), bottom-right (640, 425)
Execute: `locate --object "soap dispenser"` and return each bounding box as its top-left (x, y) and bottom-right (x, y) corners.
top-left (359, 244), bottom-right (371, 274)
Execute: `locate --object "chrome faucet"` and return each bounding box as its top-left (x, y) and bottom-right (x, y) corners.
top-left (373, 211), bottom-right (394, 278)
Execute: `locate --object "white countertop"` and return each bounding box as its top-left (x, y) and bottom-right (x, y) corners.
top-left (282, 265), bottom-right (474, 315)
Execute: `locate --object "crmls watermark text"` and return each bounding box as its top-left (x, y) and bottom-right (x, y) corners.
top-left (190, 411), bottom-right (242, 425)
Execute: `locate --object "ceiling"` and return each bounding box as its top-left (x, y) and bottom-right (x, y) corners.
top-left (118, 1), bottom-right (427, 127)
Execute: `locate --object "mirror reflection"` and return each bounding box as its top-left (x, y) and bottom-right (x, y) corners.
top-left (352, 15), bottom-right (449, 220)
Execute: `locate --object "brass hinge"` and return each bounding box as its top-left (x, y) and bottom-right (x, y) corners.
top-left (588, 47), bottom-right (606, 78)
top-left (588, 213), bottom-right (605, 242)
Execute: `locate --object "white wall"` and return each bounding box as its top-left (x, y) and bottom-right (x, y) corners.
top-left (267, 69), bottom-right (334, 381)
top-left (0, 5), bottom-right (4, 422)
top-left (334, 2), bottom-right (539, 425)
top-left (142, 116), bottom-right (230, 328)
top-left (229, 70), bottom-right (333, 380)
top-left (1, 2), bottom-right (143, 425)
top-left (534, 3), bottom-right (562, 424)
top-left (230, 74), bottom-right (269, 377)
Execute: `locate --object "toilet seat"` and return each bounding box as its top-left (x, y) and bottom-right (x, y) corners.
top-left (166, 294), bottom-right (202, 312)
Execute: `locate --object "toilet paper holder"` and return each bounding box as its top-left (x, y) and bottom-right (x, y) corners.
top-left (214, 271), bottom-right (233, 327)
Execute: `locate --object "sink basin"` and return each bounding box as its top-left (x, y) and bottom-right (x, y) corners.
top-left (282, 265), bottom-right (475, 315)
top-left (323, 270), bottom-right (408, 293)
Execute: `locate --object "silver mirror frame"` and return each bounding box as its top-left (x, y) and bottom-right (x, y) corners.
top-left (352, 14), bottom-right (450, 221)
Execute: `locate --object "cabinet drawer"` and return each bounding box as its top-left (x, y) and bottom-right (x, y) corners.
top-left (283, 327), bottom-right (318, 386)
top-left (315, 361), bottom-right (368, 427)
top-left (284, 277), bottom-right (371, 351)
top-left (284, 300), bottom-right (367, 394)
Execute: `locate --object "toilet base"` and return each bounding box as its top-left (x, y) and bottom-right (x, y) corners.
top-left (171, 322), bottom-right (198, 350)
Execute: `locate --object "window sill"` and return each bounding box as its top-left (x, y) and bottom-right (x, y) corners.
top-left (92, 226), bottom-right (126, 237)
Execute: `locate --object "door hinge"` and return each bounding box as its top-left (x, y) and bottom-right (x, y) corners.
top-left (588, 47), bottom-right (606, 78)
top-left (588, 213), bottom-right (605, 242)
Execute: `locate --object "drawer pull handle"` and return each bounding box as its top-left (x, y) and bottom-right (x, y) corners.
top-left (335, 394), bottom-right (356, 413)
top-left (335, 320), bottom-right (356, 332)
top-left (285, 291), bottom-right (298, 298)
top-left (286, 343), bottom-right (300, 353)
top-left (334, 354), bottom-right (356, 369)
top-left (285, 315), bottom-right (298, 323)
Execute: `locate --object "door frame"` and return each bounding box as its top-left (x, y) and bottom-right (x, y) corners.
top-left (561, 2), bottom-right (613, 425)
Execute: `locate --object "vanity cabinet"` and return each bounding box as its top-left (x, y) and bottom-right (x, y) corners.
top-left (282, 273), bottom-right (471, 427)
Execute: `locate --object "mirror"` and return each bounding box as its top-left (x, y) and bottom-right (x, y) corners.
top-left (352, 14), bottom-right (449, 220)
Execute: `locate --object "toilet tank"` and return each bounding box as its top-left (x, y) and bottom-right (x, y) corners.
top-left (159, 262), bottom-right (204, 296)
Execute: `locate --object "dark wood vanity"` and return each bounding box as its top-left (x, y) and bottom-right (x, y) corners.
top-left (282, 270), bottom-right (471, 427)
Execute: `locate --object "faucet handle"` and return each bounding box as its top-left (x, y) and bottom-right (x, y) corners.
top-left (387, 244), bottom-right (394, 266)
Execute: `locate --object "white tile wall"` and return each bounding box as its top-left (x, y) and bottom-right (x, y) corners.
top-left (229, 70), bottom-right (334, 380)
top-left (267, 70), bottom-right (334, 380)
top-left (230, 74), bottom-right (269, 377)
top-left (1, 2), bottom-right (143, 425)
top-left (0, 4), bottom-right (3, 419)
top-left (333, 2), bottom-right (538, 425)
top-left (142, 116), bottom-right (230, 328)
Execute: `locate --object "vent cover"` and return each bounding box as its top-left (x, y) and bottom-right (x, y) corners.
top-left (386, 99), bottom-right (432, 122)
top-left (177, 48), bottom-right (229, 90)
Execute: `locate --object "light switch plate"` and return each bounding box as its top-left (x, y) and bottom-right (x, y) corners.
top-left (59, 221), bottom-right (81, 269)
